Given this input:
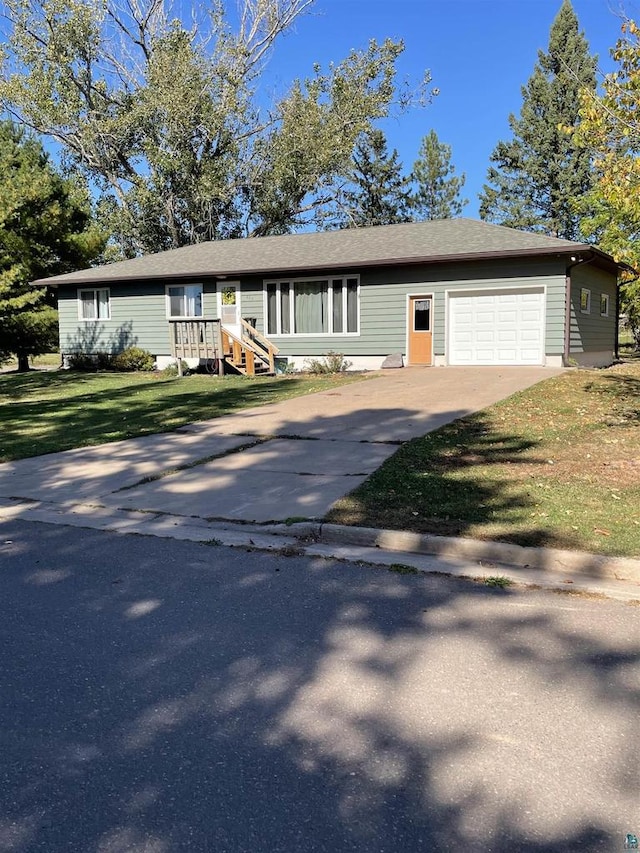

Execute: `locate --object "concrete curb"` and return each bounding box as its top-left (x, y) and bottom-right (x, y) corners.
top-left (273, 522), bottom-right (640, 584)
top-left (2, 498), bottom-right (639, 597)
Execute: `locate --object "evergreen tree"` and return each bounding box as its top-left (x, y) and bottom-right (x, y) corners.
top-left (0, 121), bottom-right (104, 371)
top-left (411, 130), bottom-right (467, 220)
top-left (335, 129), bottom-right (412, 228)
top-left (479, 0), bottom-right (597, 239)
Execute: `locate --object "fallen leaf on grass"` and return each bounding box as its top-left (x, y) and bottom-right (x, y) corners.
top-left (594, 528), bottom-right (611, 536)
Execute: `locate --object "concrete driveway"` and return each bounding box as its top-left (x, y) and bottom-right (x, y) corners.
top-left (0, 366), bottom-right (561, 524)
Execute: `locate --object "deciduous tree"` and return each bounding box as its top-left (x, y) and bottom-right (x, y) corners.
top-left (573, 19), bottom-right (640, 348)
top-left (0, 0), bottom-right (431, 254)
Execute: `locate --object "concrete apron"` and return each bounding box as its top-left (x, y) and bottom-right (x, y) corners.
top-left (0, 366), bottom-right (560, 523)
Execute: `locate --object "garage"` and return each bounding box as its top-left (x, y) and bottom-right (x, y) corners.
top-left (448, 287), bottom-right (545, 365)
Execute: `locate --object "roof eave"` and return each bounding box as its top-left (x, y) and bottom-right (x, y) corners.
top-left (39, 243), bottom-right (609, 288)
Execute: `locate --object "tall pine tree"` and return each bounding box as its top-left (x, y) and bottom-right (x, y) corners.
top-left (411, 130), bottom-right (467, 220)
top-left (479, 0), bottom-right (597, 239)
top-left (0, 121), bottom-right (104, 370)
top-left (334, 129), bottom-right (412, 228)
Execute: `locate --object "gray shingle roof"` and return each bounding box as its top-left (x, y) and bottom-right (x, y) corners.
top-left (37, 218), bottom-right (601, 286)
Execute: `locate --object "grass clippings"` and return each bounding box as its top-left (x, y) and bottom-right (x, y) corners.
top-left (327, 362), bottom-right (640, 558)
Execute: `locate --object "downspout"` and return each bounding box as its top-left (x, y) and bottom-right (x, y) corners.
top-left (564, 252), bottom-right (596, 367)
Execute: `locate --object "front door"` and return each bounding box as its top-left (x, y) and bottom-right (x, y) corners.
top-left (218, 282), bottom-right (241, 337)
top-left (408, 295), bottom-right (433, 365)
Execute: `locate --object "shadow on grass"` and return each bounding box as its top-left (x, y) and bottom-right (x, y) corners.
top-left (0, 369), bottom-right (101, 401)
top-left (327, 410), bottom-right (587, 550)
top-left (0, 373), bottom-right (326, 460)
top-left (583, 372), bottom-right (640, 424)
top-left (0, 522), bottom-right (636, 851)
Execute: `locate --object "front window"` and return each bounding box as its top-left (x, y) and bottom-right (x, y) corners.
top-left (600, 293), bottom-right (610, 317)
top-left (167, 284), bottom-right (203, 318)
top-left (79, 288), bottom-right (110, 321)
top-left (265, 277), bottom-right (359, 336)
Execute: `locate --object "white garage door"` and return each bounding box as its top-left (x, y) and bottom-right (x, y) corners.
top-left (448, 288), bottom-right (545, 365)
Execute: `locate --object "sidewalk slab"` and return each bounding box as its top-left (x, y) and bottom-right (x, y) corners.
top-left (98, 438), bottom-right (398, 522)
top-left (0, 433), bottom-right (252, 502)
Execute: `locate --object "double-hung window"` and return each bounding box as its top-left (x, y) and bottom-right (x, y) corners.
top-left (166, 284), bottom-right (203, 318)
top-left (79, 288), bottom-right (110, 321)
top-left (266, 276), bottom-right (359, 336)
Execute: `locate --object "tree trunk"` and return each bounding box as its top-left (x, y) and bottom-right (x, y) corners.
top-left (16, 353), bottom-right (30, 372)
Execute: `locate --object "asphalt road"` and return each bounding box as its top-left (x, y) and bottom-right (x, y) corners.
top-left (0, 520), bottom-right (638, 853)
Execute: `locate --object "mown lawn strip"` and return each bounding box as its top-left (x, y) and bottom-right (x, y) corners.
top-left (327, 363), bottom-right (640, 558)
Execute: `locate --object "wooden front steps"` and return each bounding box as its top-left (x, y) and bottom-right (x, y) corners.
top-left (169, 318), bottom-right (279, 377)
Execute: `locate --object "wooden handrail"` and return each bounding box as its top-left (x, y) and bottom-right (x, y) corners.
top-left (238, 317), bottom-right (278, 373)
top-left (239, 318), bottom-right (279, 355)
top-left (169, 317), bottom-right (278, 375)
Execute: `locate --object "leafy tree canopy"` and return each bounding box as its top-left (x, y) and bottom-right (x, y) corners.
top-left (479, 0), bottom-right (597, 239)
top-left (411, 129), bottom-right (467, 220)
top-left (0, 0), bottom-right (432, 255)
top-left (573, 18), bottom-right (640, 348)
top-left (0, 120), bottom-right (104, 370)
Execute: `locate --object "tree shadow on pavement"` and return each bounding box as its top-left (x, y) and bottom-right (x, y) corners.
top-left (0, 522), bottom-right (637, 852)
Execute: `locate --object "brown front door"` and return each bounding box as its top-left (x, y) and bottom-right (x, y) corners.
top-left (408, 296), bottom-right (433, 365)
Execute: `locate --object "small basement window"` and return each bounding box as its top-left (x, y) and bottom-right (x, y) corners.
top-left (79, 288), bottom-right (110, 321)
top-left (580, 288), bottom-right (591, 314)
top-left (600, 293), bottom-right (610, 317)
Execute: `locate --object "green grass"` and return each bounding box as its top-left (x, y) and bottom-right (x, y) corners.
top-left (483, 576), bottom-right (513, 589)
top-left (0, 370), bottom-right (363, 462)
top-left (327, 362), bottom-right (640, 558)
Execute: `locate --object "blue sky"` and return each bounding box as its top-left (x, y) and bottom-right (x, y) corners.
top-left (262, 0), bottom-right (634, 217)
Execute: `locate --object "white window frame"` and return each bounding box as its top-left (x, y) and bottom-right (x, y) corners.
top-left (165, 283), bottom-right (204, 319)
top-left (78, 287), bottom-right (110, 321)
top-left (600, 293), bottom-right (610, 317)
top-left (263, 275), bottom-right (360, 337)
top-left (580, 288), bottom-right (591, 314)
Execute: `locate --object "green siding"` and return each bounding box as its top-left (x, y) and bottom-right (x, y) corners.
top-left (569, 265), bottom-right (617, 354)
top-left (57, 256), bottom-right (607, 362)
top-left (238, 258), bottom-right (568, 359)
top-left (58, 278), bottom-right (218, 356)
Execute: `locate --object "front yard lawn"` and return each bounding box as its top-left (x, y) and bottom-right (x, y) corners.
top-left (0, 370), bottom-right (362, 462)
top-left (327, 362), bottom-right (640, 558)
